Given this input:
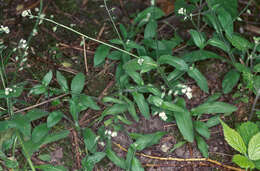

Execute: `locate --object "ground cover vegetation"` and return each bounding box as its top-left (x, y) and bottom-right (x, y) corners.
top-left (0, 0), bottom-right (260, 170)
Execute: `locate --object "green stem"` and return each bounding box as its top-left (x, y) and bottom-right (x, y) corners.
top-left (29, 15), bottom-right (139, 59)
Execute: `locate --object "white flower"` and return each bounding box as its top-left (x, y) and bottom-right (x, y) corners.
top-left (32, 29), bottom-right (38, 36)
top-left (161, 91), bottom-right (165, 98)
top-left (168, 89), bottom-right (173, 96)
top-left (159, 111), bottom-right (167, 121)
top-left (246, 9), bottom-right (251, 15)
top-left (39, 14), bottom-right (46, 25)
top-left (18, 39), bottom-right (27, 49)
top-left (253, 37), bottom-right (260, 44)
top-left (21, 10), bottom-right (31, 17)
top-left (151, 0), bottom-right (155, 6)
top-left (34, 8), bottom-right (39, 12)
top-left (137, 58), bottom-right (144, 65)
top-left (52, 26), bottom-right (57, 32)
top-left (70, 24), bottom-right (76, 27)
top-left (237, 17), bottom-right (242, 21)
top-left (4, 87), bottom-right (13, 95)
top-left (0, 25), bottom-right (10, 34)
top-left (178, 8), bottom-right (186, 15)
top-left (99, 141), bottom-right (105, 146)
top-left (111, 131), bottom-right (117, 137)
top-left (50, 15), bottom-right (54, 19)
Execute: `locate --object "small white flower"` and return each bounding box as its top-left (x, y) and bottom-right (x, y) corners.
top-left (168, 89), bottom-right (173, 96)
top-left (99, 141), bottom-right (105, 146)
top-left (151, 0), bottom-right (155, 6)
top-left (178, 8), bottom-right (186, 15)
top-left (126, 39), bottom-right (130, 44)
top-left (108, 130), bottom-right (112, 135)
top-left (154, 111), bottom-right (158, 115)
top-left (161, 91), bottom-right (165, 98)
top-left (52, 26), bottom-right (57, 32)
top-left (50, 15), bottom-right (54, 19)
top-left (34, 8), bottom-right (39, 12)
top-left (32, 29), bottom-right (38, 36)
top-left (246, 9), bottom-right (251, 15)
top-left (0, 25), bottom-right (10, 34)
top-left (186, 92), bottom-right (192, 99)
top-left (111, 131), bottom-right (117, 137)
top-left (237, 17), bottom-right (242, 21)
top-left (39, 14), bottom-right (46, 25)
top-left (70, 24), bottom-right (76, 27)
top-left (21, 10), bottom-right (31, 17)
top-left (253, 37), bottom-right (260, 44)
top-left (159, 111), bottom-right (167, 121)
top-left (137, 58), bottom-right (144, 65)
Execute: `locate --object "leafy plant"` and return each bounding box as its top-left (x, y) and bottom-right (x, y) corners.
top-left (220, 120), bottom-right (260, 170)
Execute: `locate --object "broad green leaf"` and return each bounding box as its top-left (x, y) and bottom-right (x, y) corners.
top-left (207, 37), bottom-right (230, 52)
top-left (182, 50), bottom-right (225, 63)
top-left (9, 115), bottom-right (31, 137)
top-left (32, 123), bottom-right (49, 143)
top-left (38, 154), bottom-right (51, 162)
top-left (82, 152), bottom-right (106, 171)
top-left (132, 132), bottom-right (166, 151)
top-left (132, 92), bottom-right (150, 119)
top-left (47, 111), bottom-right (63, 128)
top-left (161, 101), bottom-right (185, 113)
top-left (206, 115), bottom-right (220, 128)
top-left (26, 109), bottom-right (49, 122)
top-left (204, 92), bottom-right (221, 103)
top-left (248, 132), bottom-right (260, 161)
top-left (222, 69), bottom-right (240, 94)
top-left (30, 84), bottom-right (47, 95)
top-left (191, 102), bottom-right (237, 115)
top-left (23, 139), bottom-right (42, 157)
top-left (220, 120), bottom-right (247, 155)
top-left (195, 135), bottom-right (209, 158)
top-left (79, 95), bottom-right (100, 110)
top-left (194, 121), bottom-right (210, 139)
top-left (226, 33), bottom-right (252, 52)
top-left (254, 160), bottom-right (260, 170)
top-left (119, 24), bottom-right (127, 39)
top-left (69, 98), bottom-right (79, 124)
top-left (234, 62), bottom-right (250, 73)
top-left (42, 70), bottom-right (53, 86)
top-left (94, 45), bottom-right (110, 66)
top-left (253, 63), bottom-right (260, 73)
top-left (56, 71), bottom-right (69, 92)
top-left (189, 29), bottom-right (206, 49)
top-left (117, 115), bottom-right (132, 125)
top-left (43, 130), bottom-right (69, 144)
top-left (133, 7), bottom-right (164, 26)
top-left (207, 0), bottom-right (238, 18)
top-left (126, 70), bottom-right (144, 85)
top-left (169, 141), bottom-right (186, 153)
top-left (158, 55), bottom-right (188, 71)
top-left (71, 72), bottom-right (85, 97)
top-left (35, 164), bottom-right (68, 171)
top-left (106, 148), bottom-right (126, 169)
top-left (232, 154), bottom-right (255, 169)
top-left (123, 59), bottom-right (141, 71)
top-left (83, 128), bottom-right (98, 154)
top-left (131, 157), bottom-right (144, 171)
top-left (123, 96), bottom-right (139, 122)
top-left (144, 19), bottom-right (157, 39)
top-left (102, 96), bottom-right (125, 104)
top-left (187, 67), bottom-right (208, 93)
top-left (108, 51), bottom-right (122, 60)
top-left (173, 110), bottom-right (194, 142)
top-left (217, 7), bottom-right (233, 35)
top-left (140, 56), bottom-right (158, 73)
top-left (237, 121), bottom-right (259, 147)
top-left (126, 146), bottom-right (135, 170)
top-left (103, 104), bottom-right (128, 115)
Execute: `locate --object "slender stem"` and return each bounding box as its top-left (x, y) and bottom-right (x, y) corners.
top-left (249, 88), bottom-right (260, 120)
top-left (29, 15), bottom-right (139, 59)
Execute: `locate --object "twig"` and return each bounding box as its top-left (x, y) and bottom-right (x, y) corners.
top-left (82, 36), bottom-right (89, 74)
top-left (14, 94), bottom-right (68, 113)
top-left (71, 129), bottom-right (81, 169)
top-left (113, 142), bottom-right (244, 171)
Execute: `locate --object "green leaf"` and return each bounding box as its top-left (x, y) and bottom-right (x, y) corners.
top-left (94, 45), bottom-right (110, 66)
top-left (123, 96), bottom-right (139, 122)
top-left (222, 69), bottom-right (240, 94)
top-left (253, 63), bottom-right (260, 73)
top-left (232, 154), bottom-right (255, 169)
top-left (56, 71), bottom-right (69, 92)
top-left (132, 132), bottom-right (166, 151)
top-left (30, 84), bottom-right (47, 95)
top-left (32, 123), bottom-right (49, 143)
top-left (207, 37), bottom-right (230, 52)
top-left (108, 51), bottom-right (122, 60)
top-left (126, 70), bottom-right (144, 85)
top-left (254, 160), bottom-right (260, 170)
top-left (140, 56), bottom-right (158, 73)
top-left (169, 141), bottom-right (186, 153)
top-left (226, 33), bottom-right (252, 52)
top-left (248, 132), bottom-right (260, 161)
top-left (83, 128), bottom-right (98, 154)
top-left (102, 96), bottom-right (125, 104)
top-left (9, 115), bottom-right (31, 137)
top-left (38, 154), bottom-right (51, 162)
top-left (71, 72), bottom-right (85, 97)
top-left (217, 7), bottom-right (233, 35)
top-left (144, 19), bottom-right (157, 39)
top-left (42, 70), bottom-right (53, 86)
top-left (191, 102), bottom-right (237, 115)
top-left (161, 101), bottom-right (185, 113)
top-left (220, 120), bottom-right (247, 155)
top-left (194, 121), bottom-right (210, 139)
top-left (35, 164), bottom-right (68, 171)
top-left (173, 110), bottom-right (194, 142)
top-left (117, 115), bottom-right (132, 125)
top-left (131, 157), bottom-right (144, 171)
top-left (204, 92), bottom-right (221, 103)
top-left (189, 29), bottom-right (206, 49)
top-left (132, 92), bottom-right (150, 119)
top-left (106, 148), bottom-right (126, 169)
top-left (126, 146), bottom-right (135, 170)
top-left (195, 135), bottom-right (209, 158)
top-left (47, 111), bottom-right (63, 128)
top-left (133, 7), bottom-right (164, 26)
top-left (119, 24), bottom-right (127, 39)
top-left (158, 55), bottom-right (188, 71)
top-left (79, 95), bottom-right (100, 110)
top-left (103, 104), bottom-right (128, 115)
top-left (237, 121), bottom-right (259, 147)
top-left (123, 59), bottom-right (141, 71)
top-left (69, 98), bottom-right (79, 125)
top-left (206, 115), bottom-right (220, 128)
top-left (43, 130), bottom-right (69, 145)
top-left (82, 152), bottom-right (106, 171)
top-left (26, 109), bottom-right (49, 122)
top-left (187, 67), bottom-right (208, 93)
top-left (182, 50), bottom-right (224, 63)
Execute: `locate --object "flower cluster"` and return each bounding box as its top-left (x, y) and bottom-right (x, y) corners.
top-left (159, 111), bottom-right (167, 121)
top-left (174, 84), bottom-right (192, 99)
top-left (137, 58), bottom-right (144, 65)
top-left (105, 130), bottom-right (117, 138)
top-left (21, 9), bottom-right (32, 17)
top-left (0, 25), bottom-right (10, 34)
top-left (5, 87), bottom-right (14, 95)
top-left (177, 7), bottom-right (192, 20)
top-left (18, 39), bottom-right (27, 49)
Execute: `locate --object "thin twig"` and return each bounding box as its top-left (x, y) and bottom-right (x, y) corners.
top-left (82, 36), bottom-right (89, 74)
